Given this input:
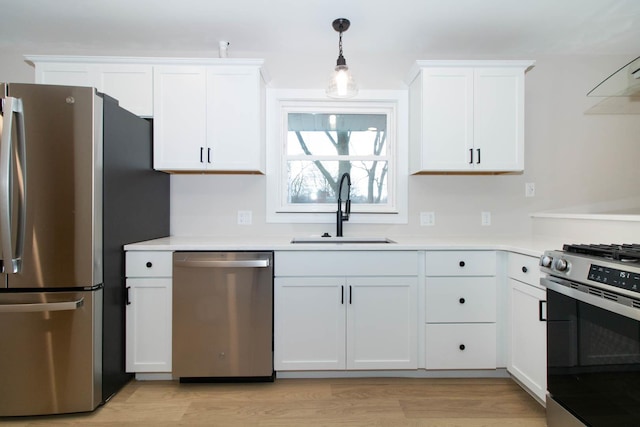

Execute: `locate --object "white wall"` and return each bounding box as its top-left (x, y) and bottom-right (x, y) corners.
top-left (1, 48), bottom-right (638, 238)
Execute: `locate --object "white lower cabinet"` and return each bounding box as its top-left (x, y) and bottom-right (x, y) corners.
top-left (274, 251), bottom-right (418, 371)
top-left (507, 253), bottom-right (546, 403)
top-left (120, 246), bottom-right (545, 390)
top-left (125, 251), bottom-right (173, 373)
top-left (425, 251), bottom-right (498, 370)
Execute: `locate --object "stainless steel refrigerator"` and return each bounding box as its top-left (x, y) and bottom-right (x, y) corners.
top-left (0, 83), bottom-right (170, 416)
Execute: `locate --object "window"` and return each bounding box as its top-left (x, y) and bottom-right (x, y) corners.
top-left (266, 90), bottom-right (408, 224)
top-left (286, 112), bottom-right (390, 210)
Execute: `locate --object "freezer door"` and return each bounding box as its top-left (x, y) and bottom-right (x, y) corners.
top-left (2, 84), bottom-right (102, 289)
top-left (0, 289), bottom-right (102, 416)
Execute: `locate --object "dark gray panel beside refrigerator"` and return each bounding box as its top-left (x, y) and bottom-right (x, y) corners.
top-left (102, 94), bottom-right (170, 403)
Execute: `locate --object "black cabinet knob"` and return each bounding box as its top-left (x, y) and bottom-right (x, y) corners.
top-left (459, 344), bottom-right (466, 351)
top-left (146, 262), bottom-right (153, 268)
top-left (459, 298), bottom-right (466, 304)
top-left (459, 261), bottom-right (465, 267)
top-left (522, 266), bottom-right (528, 273)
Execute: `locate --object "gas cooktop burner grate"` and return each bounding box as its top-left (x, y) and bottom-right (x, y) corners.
top-left (563, 244), bottom-right (640, 263)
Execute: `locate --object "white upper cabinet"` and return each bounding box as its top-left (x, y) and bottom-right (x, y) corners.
top-left (153, 66), bottom-right (208, 171)
top-left (97, 64), bottom-right (154, 117)
top-left (28, 56), bottom-right (154, 117)
top-left (27, 56), bottom-right (267, 173)
top-left (153, 61), bottom-right (266, 173)
top-left (407, 60), bottom-right (534, 173)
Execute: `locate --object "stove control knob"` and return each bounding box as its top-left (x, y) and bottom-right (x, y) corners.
top-left (540, 255), bottom-right (553, 268)
top-left (555, 258), bottom-right (569, 272)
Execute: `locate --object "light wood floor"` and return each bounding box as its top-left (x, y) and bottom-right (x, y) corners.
top-left (3, 377), bottom-right (547, 426)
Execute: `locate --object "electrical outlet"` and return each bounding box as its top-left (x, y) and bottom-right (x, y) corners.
top-left (237, 210), bottom-right (252, 225)
top-left (525, 182), bottom-right (536, 197)
top-left (420, 211), bottom-right (435, 226)
top-left (481, 211), bottom-right (491, 226)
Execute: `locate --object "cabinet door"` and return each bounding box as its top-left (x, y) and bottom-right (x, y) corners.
top-left (274, 277), bottom-right (346, 370)
top-left (474, 68), bottom-right (524, 171)
top-left (125, 278), bottom-right (172, 373)
top-left (153, 66), bottom-right (207, 171)
top-left (98, 64), bottom-right (153, 117)
top-left (35, 62), bottom-right (94, 87)
top-left (417, 67), bottom-right (474, 171)
top-left (346, 277), bottom-right (418, 369)
top-left (508, 278), bottom-right (546, 402)
top-left (206, 66), bottom-right (264, 172)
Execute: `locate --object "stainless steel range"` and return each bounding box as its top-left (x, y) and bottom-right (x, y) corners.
top-left (540, 244), bottom-right (640, 427)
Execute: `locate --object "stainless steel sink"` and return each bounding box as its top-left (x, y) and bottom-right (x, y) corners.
top-left (290, 236), bottom-right (395, 244)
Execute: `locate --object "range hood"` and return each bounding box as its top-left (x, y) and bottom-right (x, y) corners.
top-left (586, 56), bottom-right (640, 114)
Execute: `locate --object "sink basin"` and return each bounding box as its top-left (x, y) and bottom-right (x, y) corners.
top-left (291, 236), bottom-right (395, 244)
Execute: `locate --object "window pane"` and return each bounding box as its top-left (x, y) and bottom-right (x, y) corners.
top-left (287, 113), bottom-right (387, 156)
top-left (287, 160), bottom-right (388, 204)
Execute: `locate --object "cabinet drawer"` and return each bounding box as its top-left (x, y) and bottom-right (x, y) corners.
top-left (126, 251), bottom-right (173, 277)
top-left (426, 277), bottom-right (496, 323)
top-left (508, 253), bottom-right (542, 288)
top-left (425, 251), bottom-right (496, 276)
top-left (275, 251), bottom-right (418, 277)
top-left (425, 323), bottom-right (496, 370)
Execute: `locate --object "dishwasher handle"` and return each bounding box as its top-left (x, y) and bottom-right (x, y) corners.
top-left (174, 258), bottom-right (270, 268)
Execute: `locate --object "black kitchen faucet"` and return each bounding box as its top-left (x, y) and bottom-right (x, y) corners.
top-left (336, 172), bottom-right (351, 237)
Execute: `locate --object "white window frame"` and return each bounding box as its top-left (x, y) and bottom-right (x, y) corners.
top-left (266, 89), bottom-right (408, 224)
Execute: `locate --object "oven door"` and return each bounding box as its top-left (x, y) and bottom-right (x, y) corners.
top-left (544, 277), bottom-right (640, 426)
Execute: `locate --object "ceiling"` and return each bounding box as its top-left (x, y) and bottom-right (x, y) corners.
top-left (1, 0), bottom-right (639, 59)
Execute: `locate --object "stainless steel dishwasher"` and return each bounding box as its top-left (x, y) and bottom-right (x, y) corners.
top-left (172, 251), bottom-right (274, 381)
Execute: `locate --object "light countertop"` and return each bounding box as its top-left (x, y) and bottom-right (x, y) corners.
top-left (124, 235), bottom-right (565, 257)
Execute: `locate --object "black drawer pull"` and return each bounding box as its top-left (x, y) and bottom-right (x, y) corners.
top-left (459, 344), bottom-right (466, 351)
top-left (459, 298), bottom-right (465, 304)
top-left (522, 266), bottom-right (528, 273)
top-left (146, 262), bottom-right (153, 268)
top-left (459, 261), bottom-right (465, 267)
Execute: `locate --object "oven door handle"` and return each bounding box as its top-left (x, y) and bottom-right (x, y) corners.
top-left (542, 277), bottom-right (640, 322)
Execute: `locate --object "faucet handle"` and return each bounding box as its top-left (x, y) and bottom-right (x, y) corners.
top-left (345, 200), bottom-right (351, 219)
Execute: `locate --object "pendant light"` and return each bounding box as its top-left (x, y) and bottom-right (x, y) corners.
top-left (326, 18), bottom-right (358, 99)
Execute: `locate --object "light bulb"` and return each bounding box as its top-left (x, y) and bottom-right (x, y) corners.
top-left (326, 65), bottom-right (357, 99)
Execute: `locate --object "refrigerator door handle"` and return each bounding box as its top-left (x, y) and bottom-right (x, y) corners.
top-left (0, 297), bottom-right (84, 313)
top-left (0, 96), bottom-right (26, 274)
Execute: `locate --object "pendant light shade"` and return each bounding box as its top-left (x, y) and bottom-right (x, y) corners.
top-left (326, 18), bottom-right (358, 99)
